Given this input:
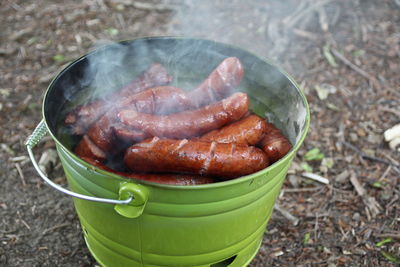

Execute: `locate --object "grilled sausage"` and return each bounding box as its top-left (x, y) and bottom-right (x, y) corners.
top-left (118, 92), bottom-right (249, 139)
top-left (198, 114), bottom-right (267, 145)
top-left (118, 63), bottom-right (173, 97)
top-left (80, 156), bottom-right (214, 185)
top-left (65, 63), bottom-right (173, 134)
top-left (124, 137), bottom-right (269, 179)
top-left (258, 123), bottom-right (292, 163)
top-left (86, 112), bottom-right (117, 152)
top-left (111, 123), bottom-right (149, 143)
top-left (119, 86), bottom-right (194, 115)
top-left (85, 86), bottom-right (194, 152)
top-left (74, 135), bottom-right (106, 161)
top-left (188, 57), bottom-right (244, 108)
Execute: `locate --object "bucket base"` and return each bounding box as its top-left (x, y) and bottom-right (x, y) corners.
top-left (82, 222), bottom-right (264, 267)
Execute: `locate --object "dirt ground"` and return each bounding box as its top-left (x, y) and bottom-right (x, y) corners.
top-left (1, 0), bottom-right (399, 266)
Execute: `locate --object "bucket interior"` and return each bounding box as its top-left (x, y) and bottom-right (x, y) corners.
top-left (43, 37), bottom-right (309, 166)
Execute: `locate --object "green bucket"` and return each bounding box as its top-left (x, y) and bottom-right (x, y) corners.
top-left (27, 37), bottom-right (310, 266)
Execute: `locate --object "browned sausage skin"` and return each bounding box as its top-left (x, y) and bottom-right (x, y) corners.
top-left (258, 123), bottom-right (292, 163)
top-left (188, 57), bottom-right (244, 108)
top-left (65, 63), bottom-right (173, 134)
top-left (119, 86), bottom-right (194, 115)
top-left (118, 92), bottom-right (249, 139)
top-left (111, 124), bottom-right (149, 143)
top-left (84, 86), bottom-right (194, 153)
top-left (80, 156), bottom-right (214, 185)
top-left (117, 63), bottom-right (173, 97)
top-left (74, 135), bottom-right (106, 161)
top-left (124, 137), bottom-right (269, 179)
top-left (198, 114), bottom-right (267, 145)
top-left (86, 112), bottom-right (117, 152)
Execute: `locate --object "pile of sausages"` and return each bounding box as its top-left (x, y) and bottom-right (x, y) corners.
top-left (65, 57), bottom-right (292, 185)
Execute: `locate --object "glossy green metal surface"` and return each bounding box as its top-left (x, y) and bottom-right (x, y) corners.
top-left (43, 37), bottom-right (310, 266)
top-left (58, 144), bottom-right (292, 266)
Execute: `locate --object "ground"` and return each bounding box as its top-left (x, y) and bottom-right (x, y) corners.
top-left (1, 0), bottom-right (399, 266)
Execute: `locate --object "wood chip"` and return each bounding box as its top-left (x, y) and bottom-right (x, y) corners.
top-left (384, 124), bottom-right (400, 141)
top-left (274, 204), bottom-right (300, 226)
top-left (349, 173), bottom-right (365, 196)
top-left (389, 137), bottom-right (400, 151)
top-left (10, 156), bottom-right (29, 162)
top-left (15, 163), bottom-right (26, 186)
top-left (335, 170), bottom-right (350, 183)
top-left (9, 27), bottom-right (33, 41)
top-left (38, 149), bottom-right (58, 175)
top-left (349, 172), bottom-right (382, 218)
top-left (1, 143), bottom-right (15, 156)
top-left (301, 172), bottom-right (330, 184)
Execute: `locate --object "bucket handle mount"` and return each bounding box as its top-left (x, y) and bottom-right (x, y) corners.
top-left (26, 120), bottom-right (135, 206)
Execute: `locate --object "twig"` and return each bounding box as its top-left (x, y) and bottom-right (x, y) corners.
top-left (314, 213), bottom-right (319, 242)
top-left (10, 156), bottom-right (29, 162)
top-left (116, 13), bottom-right (126, 30)
top-left (282, 187), bottom-right (323, 193)
top-left (374, 232), bottom-right (400, 240)
top-left (350, 172), bottom-right (382, 219)
top-left (132, 2), bottom-right (173, 11)
top-left (274, 204), bottom-right (300, 226)
top-left (349, 172), bottom-right (366, 196)
top-left (342, 141), bottom-right (400, 173)
top-left (380, 107), bottom-right (400, 118)
top-left (284, 0), bottom-right (331, 28)
top-left (301, 172), bottom-right (330, 184)
top-left (379, 165), bottom-right (392, 181)
top-left (381, 153), bottom-right (400, 168)
top-left (15, 163), bottom-right (26, 186)
top-left (330, 47), bottom-right (380, 88)
top-left (1, 143), bottom-right (15, 156)
top-left (338, 222), bottom-right (348, 241)
top-left (21, 219), bottom-right (31, 230)
top-left (317, 6), bottom-right (329, 32)
top-left (385, 194), bottom-right (399, 216)
top-left (292, 28), bottom-right (318, 40)
top-left (42, 223), bottom-right (70, 235)
top-left (283, 0), bottom-right (308, 25)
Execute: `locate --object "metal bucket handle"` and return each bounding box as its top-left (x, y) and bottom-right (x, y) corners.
top-left (26, 120), bottom-right (148, 218)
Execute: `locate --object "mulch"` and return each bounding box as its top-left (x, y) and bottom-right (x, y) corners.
top-left (1, 0), bottom-right (399, 266)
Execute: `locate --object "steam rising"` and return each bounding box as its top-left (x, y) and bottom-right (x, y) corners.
top-left (81, 41), bottom-right (134, 102)
top-left (166, 0), bottom-right (298, 61)
top-left (75, 0), bottom-right (327, 104)
top-left (60, 0), bottom-right (314, 145)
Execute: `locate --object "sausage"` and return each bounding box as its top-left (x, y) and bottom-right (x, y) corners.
top-left (118, 92), bottom-right (249, 139)
top-left (188, 57), bottom-right (244, 108)
top-left (112, 123), bottom-right (149, 143)
top-left (65, 63), bottom-right (173, 134)
top-left (124, 137), bottom-right (269, 179)
top-left (258, 123), bottom-right (292, 163)
top-left (198, 114), bottom-right (267, 145)
top-left (80, 157), bottom-right (214, 185)
top-left (119, 86), bottom-right (194, 115)
top-left (74, 135), bottom-right (106, 161)
top-left (85, 86), bottom-right (194, 153)
top-left (118, 63), bottom-right (173, 97)
top-left (86, 112), bottom-right (117, 152)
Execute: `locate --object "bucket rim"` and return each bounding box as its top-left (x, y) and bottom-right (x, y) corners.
top-left (42, 36), bottom-right (310, 189)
